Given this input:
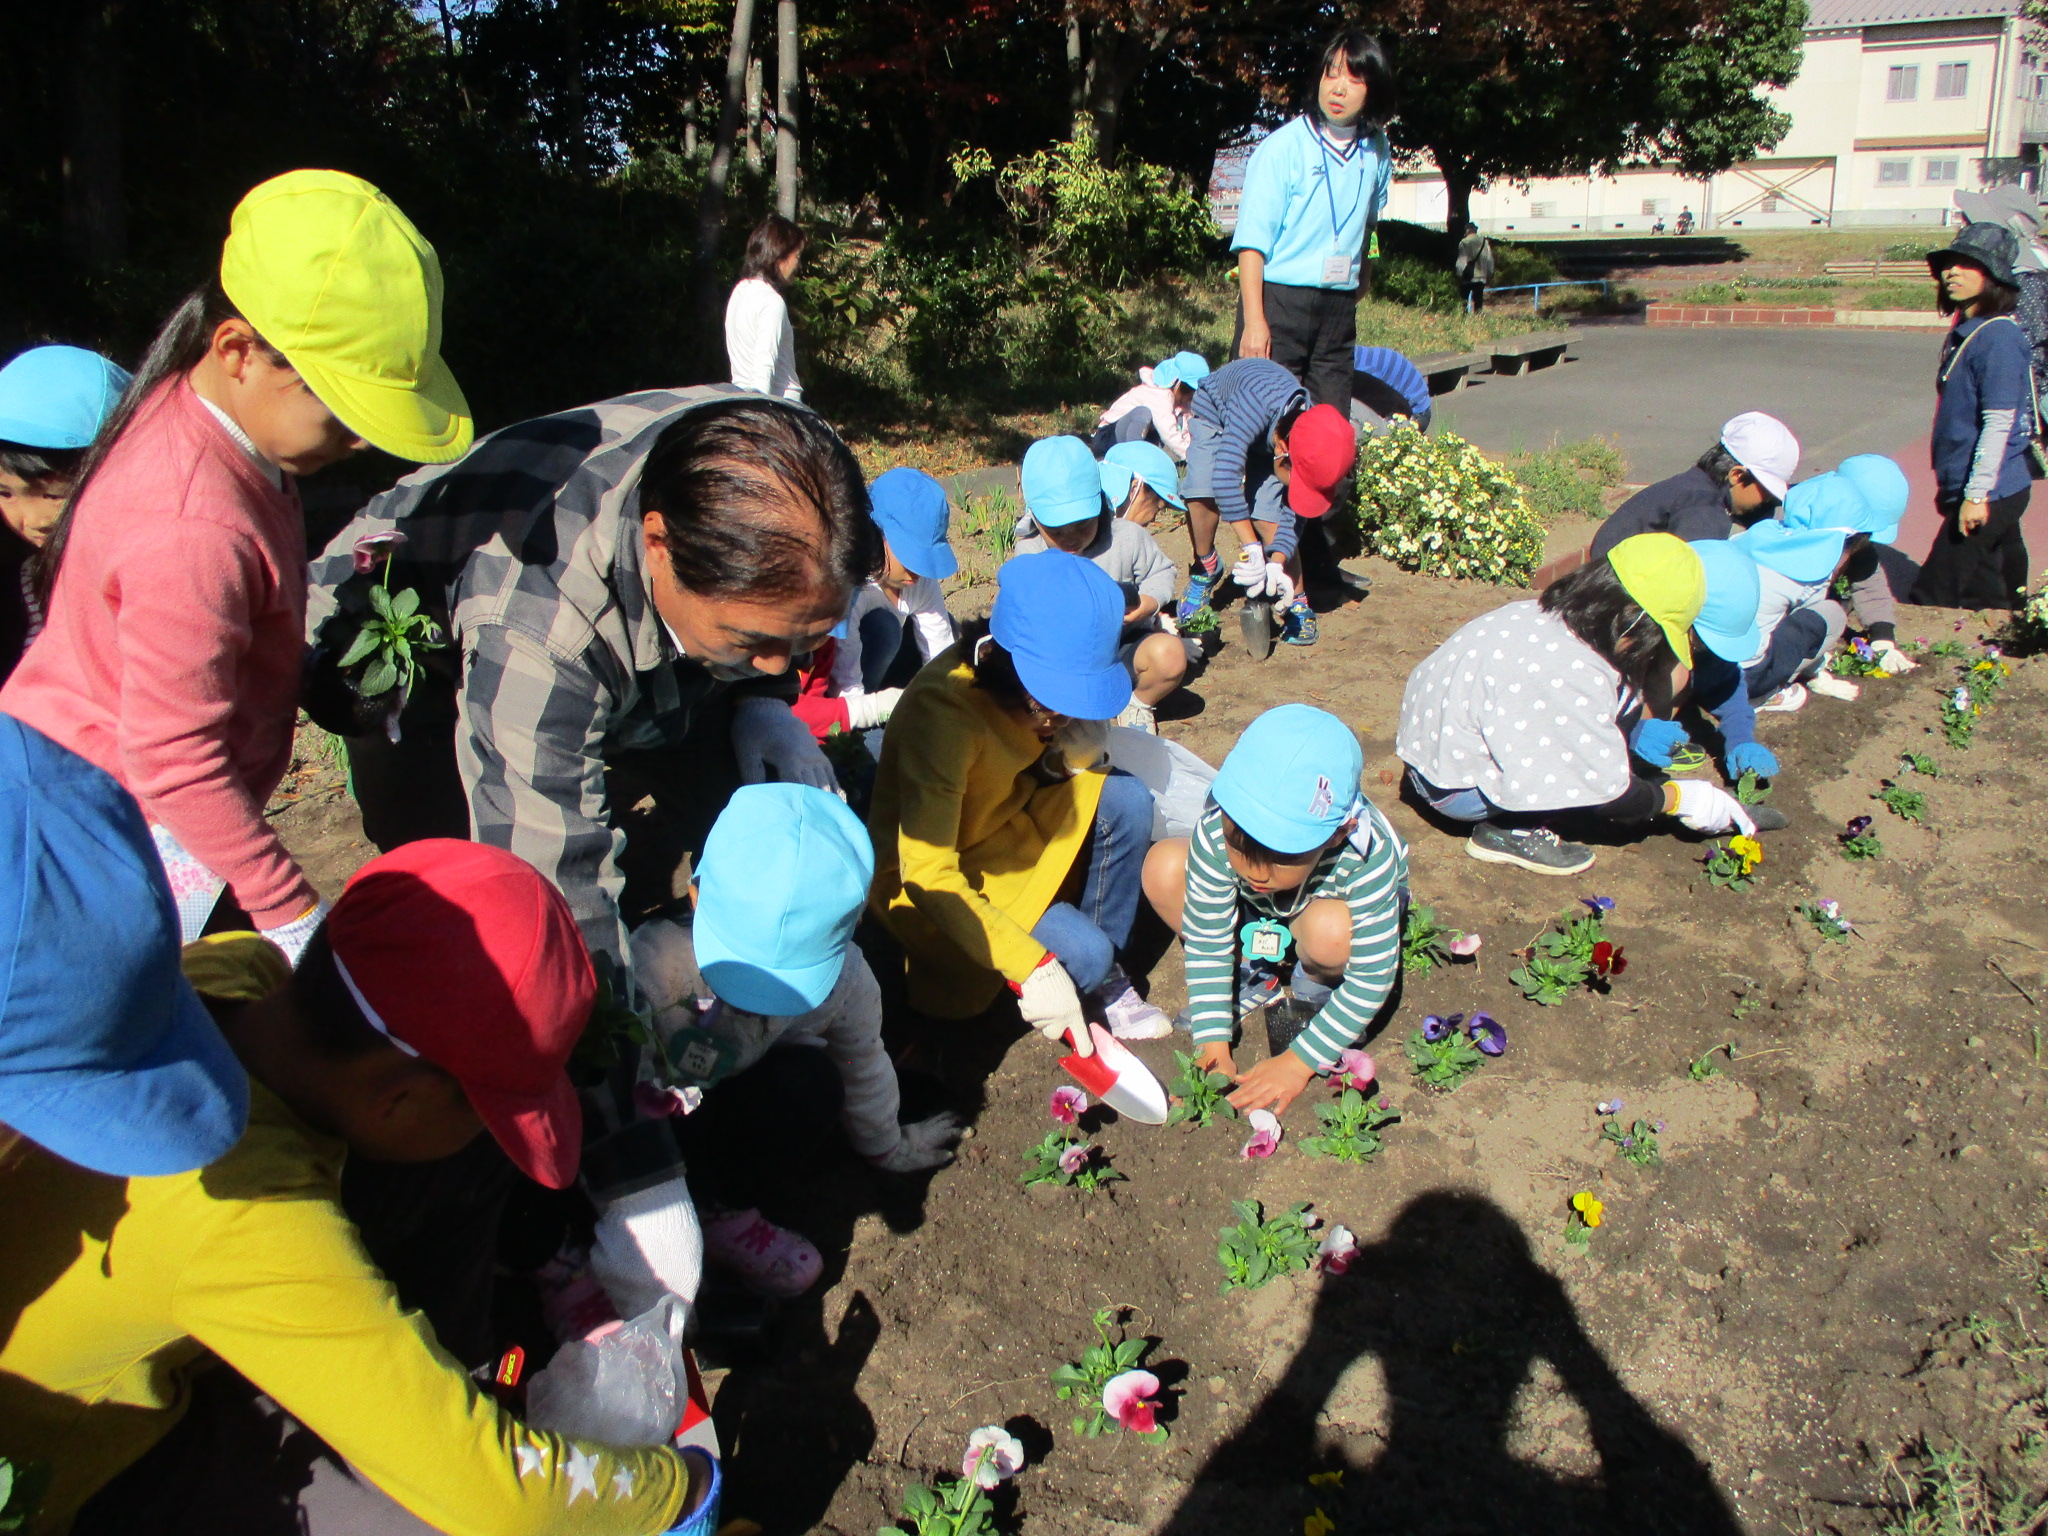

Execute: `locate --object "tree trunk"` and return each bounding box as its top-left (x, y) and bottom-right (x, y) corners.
top-left (774, 0), bottom-right (798, 218)
top-left (1080, 20), bottom-right (1163, 163)
top-left (63, 0), bottom-right (125, 269)
top-left (745, 55), bottom-right (763, 171)
top-left (1065, 10), bottom-right (1085, 137)
top-left (695, 0), bottom-right (762, 375)
top-left (684, 97), bottom-right (699, 157)
top-left (1438, 157), bottom-right (1476, 237)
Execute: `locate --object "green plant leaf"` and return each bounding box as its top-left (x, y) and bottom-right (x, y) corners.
top-left (366, 583), bottom-right (394, 619)
top-left (338, 626), bottom-right (381, 667)
top-left (359, 656), bottom-right (399, 697)
top-left (391, 586), bottom-right (420, 619)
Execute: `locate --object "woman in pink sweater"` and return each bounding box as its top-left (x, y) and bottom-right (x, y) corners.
top-left (3, 170), bottom-right (471, 961)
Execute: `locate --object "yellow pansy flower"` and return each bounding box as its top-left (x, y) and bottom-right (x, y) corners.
top-left (1571, 1191), bottom-right (1605, 1228)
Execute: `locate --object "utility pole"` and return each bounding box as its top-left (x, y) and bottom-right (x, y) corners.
top-left (775, 0), bottom-right (799, 218)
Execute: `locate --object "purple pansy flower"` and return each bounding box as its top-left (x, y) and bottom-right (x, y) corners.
top-left (1845, 816), bottom-right (1872, 837)
top-left (1059, 1142), bottom-right (1092, 1175)
top-left (1581, 896), bottom-right (1616, 915)
top-left (1466, 1013), bottom-right (1506, 1056)
top-left (1422, 1012), bottom-right (1464, 1043)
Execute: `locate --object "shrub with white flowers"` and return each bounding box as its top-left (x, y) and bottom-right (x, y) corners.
top-left (1352, 420), bottom-right (1545, 586)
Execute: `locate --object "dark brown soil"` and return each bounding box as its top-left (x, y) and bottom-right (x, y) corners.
top-left (274, 556), bottom-right (2048, 1536)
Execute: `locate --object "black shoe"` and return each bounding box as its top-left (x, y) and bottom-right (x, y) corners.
top-left (1465, 821), bottom-right (1596, 875)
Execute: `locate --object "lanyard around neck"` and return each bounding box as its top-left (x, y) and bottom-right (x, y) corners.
top-left (1306, 115), bottom-right (1366, 247)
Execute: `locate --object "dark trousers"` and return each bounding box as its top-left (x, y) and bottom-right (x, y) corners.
top-left (1235, 281), bottom-right (1357, 409)
top-left (1910, 487), bottom-right (2032, 609)
top-left (1460, 279), bottom-right (1488, 313)
top-left (673, 1045), bottom-right (845, 1213)
top-left (1744, 608), bottom-right (1829, 700)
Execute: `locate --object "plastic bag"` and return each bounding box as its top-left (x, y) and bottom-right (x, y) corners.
top-left (1105, 726), bottom-right (1218, 841)
top-left (525, 1296), bottom-right (688, 1446)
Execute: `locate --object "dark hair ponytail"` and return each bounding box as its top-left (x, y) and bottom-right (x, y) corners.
top-left (1538, 558), bottom-right (1677, 697)
top-left (1305, 30), bottom-right (1399, 133)
top-left (33, 282), bottom-right (260, 605)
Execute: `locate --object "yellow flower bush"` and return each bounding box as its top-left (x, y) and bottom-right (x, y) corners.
top-left (1351, 420), bottom-right (1546, 586)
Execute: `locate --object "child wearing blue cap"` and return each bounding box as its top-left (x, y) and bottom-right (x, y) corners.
top-left (871, 550), bottom-right (1169, 1043)
top-left (1100, 440), bottom-right (1187, 530)
top-left (0, 345), bottom-right (131, 682)
top-left (793, 467), bottom-right (958, 748)
top-left (1733, 456), bottom-right (1911, 714)
top-left (1140, 705), bottom-right (1406, 1115)
top-left (630, 784), bottom-right (963, 1299)
top-left (1092, 351), bottom-right (1211, 459)
top-left (1015, 437), bottom-right (1187, 733)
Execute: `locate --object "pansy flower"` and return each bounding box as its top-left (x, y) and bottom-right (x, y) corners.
top-left (1421, 1012), bottom-right (1464, 1042)
top-left (1447, 932), bottom-right (1483, 957)
top-left (1581, 895), bottom-right (1616, 914)
top-left (1241, 1109), bottom-right (1282, 1159)
top-left (1590, 941), bottom-right (1627, 978)
top-left (1316, 1223), bottom-right (1360, 1275)
top-left (1466, 1013), bottom-right (1506, 1056)
top-left (1049, 1086), bottom-right (1087, 1126)
top-left (1845, 815), bottom-right (1872, 837)
top-left (962, 1426), bottom-right (1025, 1488)
top-left (1058, 1142), bottom-right (1092, 1176)
top-left (1102, 1370), bottom-right (1163, 1434)
top-left (1333, 1049), bottom-right (1376, 1092)
top-left (351, 529), bottom-right (409, 574)
top-left (1571, 1191), bottom-right (1604, 1228)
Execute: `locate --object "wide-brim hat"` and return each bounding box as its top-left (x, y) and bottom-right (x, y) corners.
top-left (1929, 221), bottom-right (2021, 290)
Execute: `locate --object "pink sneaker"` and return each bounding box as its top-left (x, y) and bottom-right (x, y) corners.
top-left (1097, 970), bottom-right (1172, 1040)
top-left (702, 1209), bottom-right (823, 1299)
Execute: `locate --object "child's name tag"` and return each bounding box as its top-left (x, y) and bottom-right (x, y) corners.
top-left (661, 1027), bottom-right (739, 1088)
top-left (1240, 917), bottom-right (1293, 963)
top-left (1323, 254), bottom-right (1356, 284)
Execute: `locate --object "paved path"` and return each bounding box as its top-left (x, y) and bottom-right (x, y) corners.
top-left (1434, 322), bottom-right (2047, 587)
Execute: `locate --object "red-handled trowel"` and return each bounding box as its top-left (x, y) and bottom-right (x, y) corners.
top-left (1058, 1023), bottom-right (1169, 1124)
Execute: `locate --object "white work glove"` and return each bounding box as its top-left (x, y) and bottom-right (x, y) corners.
top-left (1870, 639), bottom-right (1918, 675)
top-left (1016, 956), bottom-right (1091, 1055)
top-left (844, 686), bottom-right (903, 732)
top-left (1230, 543), bottom-right (1268, 596)
top-left (1669, 779), bottom-right (1758, 837)
top-left (589, 1173), bottom-right (704, 1322)
top-left (261, 897), bottom-right (332, 968)
top-left (1261, 563), bottom-right (1296, 611)
top-left (867, 1110), bottom-right (966, 1172)
top-left (730, 695), bottom-right (840, 793)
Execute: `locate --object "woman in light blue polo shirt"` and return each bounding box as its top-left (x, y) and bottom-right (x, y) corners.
top-left (1231, 30), bottom-right (1398, 410)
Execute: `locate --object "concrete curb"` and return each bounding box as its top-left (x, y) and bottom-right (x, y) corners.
top-left (1646, 304), bottom-right (1946, 331)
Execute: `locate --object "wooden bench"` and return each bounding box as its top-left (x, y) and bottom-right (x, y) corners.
top-left (1821, 258), bottom-right (1932, 280)
top-left (1489, 334), bottom-right (1570, 375)
top-left (1413, 350), bottom-right (1488, 395)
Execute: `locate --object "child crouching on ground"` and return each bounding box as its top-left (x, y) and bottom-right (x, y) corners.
top-left (0, 346), bottom-right (130, 681)
top-left (1101, 440), bottom-right (1185, 530)
top-left (1093, 351), bottom-right (1209, 459)
top-left (1141, 705), bottom-right (1406, 1116)
top-left (1014, 435), bottom-right (1189, 733)
top-left (630, 783), bottom-right (962, 1300)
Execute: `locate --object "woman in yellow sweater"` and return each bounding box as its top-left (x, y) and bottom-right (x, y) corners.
top-left (868, 551), bottom-right (1167, 1044)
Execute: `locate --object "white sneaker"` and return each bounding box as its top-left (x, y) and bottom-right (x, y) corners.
top-left (1115, 697), bottom-right (1157, 734)
top-left (1756, 682), bottom-right (1807, 713)
top-left (1097, 971), bottom-right (1172, 1039)
top-left (1806, 671), bottom-right (1860, 701)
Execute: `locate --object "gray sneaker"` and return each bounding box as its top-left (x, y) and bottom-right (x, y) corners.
top-left (1465, 821), bottom-right (1596, 875)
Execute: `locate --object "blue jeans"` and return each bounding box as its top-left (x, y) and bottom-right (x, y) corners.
top-left (1406, 766), bottom-right (1496, 824)
top-left (1030, 768), bottom-right (1152, 992)
top-left (1744, 607), bottom-right (1833, 700)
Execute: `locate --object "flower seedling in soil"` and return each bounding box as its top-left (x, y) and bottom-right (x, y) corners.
top-left (1703, 835), bottom-right (1763, 892)
top-left (1300, 1083), bottom-right (1402, 1162)
top-left (1165, 1050), bottom-right (1239, 1129)
top-left (1402, 904), bottom-right (1480, 975)
top-left (1735, 769), bottom-right (1772, 805)
top-left (1049, 1309), bottom-right (1169, 1441)
top-left (1832, 638), bottom-right (1886, 678)
top-left (1404, 1011), bottom-right (1505, 1092)
top-left (1021, 1089), bottom-right (1123, 1191)
top-left (1217, 1199), bottom-right (1321, 1293)
top-left (1177, 604), bottom-right (1219, 637)
top-left (1597, 1103), bottom-right (1663, 1167)
top-left (1900, 750), bottom-right (1940, 778)
top-left (1839, 816), bottom-right (1884, 862)
top-left (1687, 1043), bottom-right (1731, 1080)
top-left (1878, 783), bottom-right (1927, 823)
top-left (1922, 638), bottom-right (1971, 659)
top-left (1512, 897), bottom-right (1626, 1005)
top-left (885, 1427), bottom-right (1023, 1536)
top-left (1942, 685), bottom-right (1979, 750)
top-left (337, 536), bottom-right (445, 700)
top-left (1800, 899), bottom-right (1855, 943)
top-left (1565, 1192), bottom-right (1604, 1247)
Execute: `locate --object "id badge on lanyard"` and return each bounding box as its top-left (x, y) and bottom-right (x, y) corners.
top-left (1312, 118), bottom-right (1365, 287)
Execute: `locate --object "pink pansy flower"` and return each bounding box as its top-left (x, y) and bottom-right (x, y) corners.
top-left (1241, 1108), bottom-right (1282, 1159)
top-left (1317, 1223), bottom-right (1360, 1276)
top-left (1333, 1049), bottom-right (1376, 1092)
top-left (1102, 1369), bottom-right (1162, 1434)
top-left (1447, 932), bottom-right (1482, 957)
top-left (351, 530), bottom-right (409, 574)
top-left (1049, 1086), bottom-right (1087, 1125)
top-left (1058, 1142), bottom-right (1092, 1175)
top-left (962, 1425), bottom-right (1025, 1488)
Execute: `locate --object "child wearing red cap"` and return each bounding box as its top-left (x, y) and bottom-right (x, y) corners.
top-left (1176, 358), bottom-right (1357, 648)
top-left (0, 840), bottom-right (713, 1536)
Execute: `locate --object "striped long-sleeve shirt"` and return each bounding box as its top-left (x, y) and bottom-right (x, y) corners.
top-left (1182, 795), bottom-right (1407, 1069)
top-left (1189, 358), bottom-right (1307, 532)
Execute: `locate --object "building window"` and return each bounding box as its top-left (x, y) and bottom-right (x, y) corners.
top-left (1925, 157), bottom-right (1960, 184)
top-left (1936, 61), bottom-right (1969, 99)
top-left (1888, 64), bottom-right (1920, 101)
top-left (1877, 158), bottom-right (1912, 185)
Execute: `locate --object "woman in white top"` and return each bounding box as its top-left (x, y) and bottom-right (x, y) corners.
top-left (724, 214), bottom-right (806, 401)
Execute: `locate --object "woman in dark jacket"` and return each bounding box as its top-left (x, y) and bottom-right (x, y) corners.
top-left (1911, 222), bottom-right (2036, 609)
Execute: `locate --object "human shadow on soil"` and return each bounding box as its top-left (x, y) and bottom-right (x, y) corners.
top-left (1158, 1192), bottom-right (1742, 1536)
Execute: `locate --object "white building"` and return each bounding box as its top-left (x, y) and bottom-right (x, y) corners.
top-left (1376, 0), bottom-right (2048, 233)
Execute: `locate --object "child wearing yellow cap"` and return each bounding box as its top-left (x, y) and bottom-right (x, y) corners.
top-left (1395, 534), bottom-right (1760, 874)
top-left (3, 170), bottom-right (469, 964)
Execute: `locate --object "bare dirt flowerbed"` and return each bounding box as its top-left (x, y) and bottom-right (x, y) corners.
top-left (275, 552), bottom-right (2048, 1535)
